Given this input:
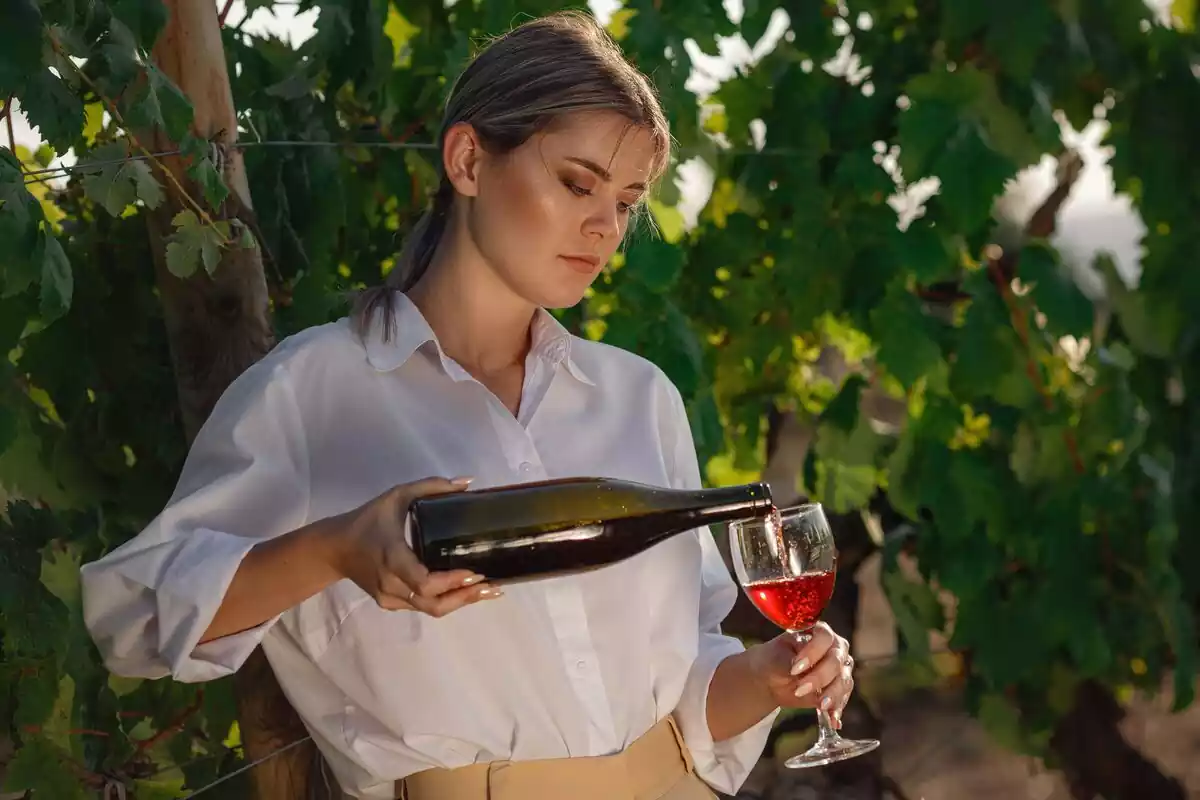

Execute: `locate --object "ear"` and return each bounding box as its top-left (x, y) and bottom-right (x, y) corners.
top-left (443, 122), bottom-right (484, 198)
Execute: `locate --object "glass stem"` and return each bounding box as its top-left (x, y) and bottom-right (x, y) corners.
top-left (816, 708), bottom-right (839, 744)
top-left (791, 627), bottom-right (841, 745)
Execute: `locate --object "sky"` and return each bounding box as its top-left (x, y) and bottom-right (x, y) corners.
top-left (13, 0), bottom-right (1180, 293)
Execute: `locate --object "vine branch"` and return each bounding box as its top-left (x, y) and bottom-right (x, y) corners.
top-left (134, 688), bottom-right (205, 753)
top-left (986, 150), bottom-right (1087, 475)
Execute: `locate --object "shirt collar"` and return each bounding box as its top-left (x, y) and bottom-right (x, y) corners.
top-left (362, 291), bottom-right (595, 386)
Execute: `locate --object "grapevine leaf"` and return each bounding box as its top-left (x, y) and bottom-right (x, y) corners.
top-left (870, 283), bottom-right (945, 388)
top-left (384, 4), bottom-right (420, 68)
top-left (812, 415), bottom-right (883, 513)
top-left (1020, 242), bottom-right (1094, 337)
top-left (0, 405), bottom-right (16, 454)
top-left (893, 221), bottom-right (957, 284)
top-left (189, 156), bottom-right (229, 210)
top-left (165, 210), bottom-right (228, 278)
top-left (80, 142), bottom-right (164, 216)
top-left (133, 777), bottom-right (189, 800)
top-left (40, 541), bottom-right (83, 610)
top-left (3, 737), bottom-right (89, 800)
top-left (180, 132), bottom-right (229, 209)
top-left (625, 236), bottom-right (684, 291)
top-left (19, 68), bottom-right (86, 154)
top-left (820, 374), bottom-right (866, 433)
top-left (125, 63), bottom-right (194, 142)
top-left (1170, 599), bottom-right (1197, 710)
top-left (0, 0), bottom-right (42, 96)
top-left (108, 0), bottom-right (170, 48)
top-left (36, 230), bottom-right (73, 320)
top-left (935, 122), bottom-right (1018, 233)
top-left (881, 567), bottom-right (945, 658)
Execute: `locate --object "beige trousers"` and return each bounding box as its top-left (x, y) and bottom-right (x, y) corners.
top-left (397, 716), bottom-right (718, 800)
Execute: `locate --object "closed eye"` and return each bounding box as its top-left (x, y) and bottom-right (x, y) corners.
top-left (563, 180), bottom-right (634, 215)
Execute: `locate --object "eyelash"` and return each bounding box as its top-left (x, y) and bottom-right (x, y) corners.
top-left (563, 180), bottom-right (633, 214)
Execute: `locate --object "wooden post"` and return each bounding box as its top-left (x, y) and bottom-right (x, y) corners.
top-left (144, 0), bottom-right (320, 797)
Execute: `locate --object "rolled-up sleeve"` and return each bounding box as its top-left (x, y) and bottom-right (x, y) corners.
top-left (659, 378), bottom-right (777, 794)
top-left (80, 353), bottom-right (310, 683)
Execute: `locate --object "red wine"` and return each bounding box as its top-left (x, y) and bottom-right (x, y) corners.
top-left (409, 477), bottom-right (774, 583)
top-left (745, 571), bottom-right (836, 630)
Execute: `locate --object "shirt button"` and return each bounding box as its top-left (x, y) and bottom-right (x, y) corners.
top-left (519, 462), bottom-right (534, 473)
top-left (575, 659), bottom-right (587, 670)
top-left (546, 341), bottom-right (568, 364)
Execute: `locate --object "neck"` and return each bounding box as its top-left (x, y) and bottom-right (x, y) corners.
top-left (406, 233), bottom-right (536, 376)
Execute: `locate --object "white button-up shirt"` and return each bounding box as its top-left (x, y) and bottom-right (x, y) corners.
top-left (80, 293), bottom-right (777, 798)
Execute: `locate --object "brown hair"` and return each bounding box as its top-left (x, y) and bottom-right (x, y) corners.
top-left (351, 10), bottom-right (671, 340)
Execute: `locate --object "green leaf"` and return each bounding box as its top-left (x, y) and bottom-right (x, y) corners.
top-left (1170, 599), bottom-right (1197, 710)
top-left (950, 301), bottom-right (1019, 401)
top-left (739, 0), bottom-right (776, 44)
top-left (109, 0), bottom-right (170, 48)
top-left (36, 230), bottom-right (72, 320)
top-left (125, 63), bottom-right (194, 142)
top-left (40, 541), bottom-right (83, 610)
top-left (19, 69), bottom-right (86, 154)
top-left (3, 737), bottom-right (89, 799)
top-left (0, 405), bottom-right (16, 454)
top-left (0, 0), bottom-right (42, 96)
top-left (625, 236), bottom-right (684, 291)
top-left (820, 374), bottom-right (866, 433)
top-left (1095, 254), bottom-right (1178, 358)
top-left (165, 210), bottom-right (229, 278)
top-left (80, 141), bottom-right (164, 215)
top-left (881, 567), bottom-right (945, 657)
top-left (977, 692), bottom-right (1026, 753)
top-left (935, 122), bottom-right (1018, 233)
top-left (108, 673), bottom-right (145, 697)
top-left (870, 283), bottom-right (945, 388)
top-left (893, 221), bottom-right (956, 284)
top-left (384, 3), bottom-right (420, 68)
top-left (1019, 242), bottom-right (1094, 337)
top-left (812, 415), bottom-right (883, 513)
top-left (132, 776), bottom-right (189, 800)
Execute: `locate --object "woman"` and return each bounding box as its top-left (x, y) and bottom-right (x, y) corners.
top-left (80, 11), bottom-right (856, 800)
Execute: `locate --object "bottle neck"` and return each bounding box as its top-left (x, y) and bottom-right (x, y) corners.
top-left (691, 482), bottom-right (774, 525)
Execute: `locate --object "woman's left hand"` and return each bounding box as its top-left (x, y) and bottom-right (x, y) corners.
top-left (748, 622), bottom-right (855, 728)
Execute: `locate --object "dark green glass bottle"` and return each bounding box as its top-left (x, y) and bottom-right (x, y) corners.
top-left (409, 477), bottom-right (774, 582)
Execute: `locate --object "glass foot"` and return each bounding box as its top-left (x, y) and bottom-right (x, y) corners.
top-left (784, 736), bottom-right (880, 769)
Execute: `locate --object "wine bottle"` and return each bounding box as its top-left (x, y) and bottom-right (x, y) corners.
top-left (408, 476), bottom-right (774, 582)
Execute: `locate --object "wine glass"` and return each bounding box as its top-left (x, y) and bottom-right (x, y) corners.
top-left (729, 502), bottom-right (880, 768)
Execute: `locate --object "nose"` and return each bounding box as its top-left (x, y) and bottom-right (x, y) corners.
top-left (581, 198), bottom-right (620, 243)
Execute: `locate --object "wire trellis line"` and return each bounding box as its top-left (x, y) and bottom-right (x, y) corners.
top-left (14, 138), bottom-right (806, 185)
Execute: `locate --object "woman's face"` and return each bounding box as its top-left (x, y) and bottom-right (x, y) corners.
top-left (446, 110), bottom-right (660, 309)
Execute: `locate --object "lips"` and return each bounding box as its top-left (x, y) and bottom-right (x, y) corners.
top-left (559, 254), bottom-right (602, 275)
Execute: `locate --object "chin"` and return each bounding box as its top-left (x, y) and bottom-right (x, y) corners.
top-left (536, 286), bottom-right (590, 310)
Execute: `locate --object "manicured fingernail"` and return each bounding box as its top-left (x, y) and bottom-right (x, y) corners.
top-left (795, 682), bottom-right (814, 698)
top-left (450, 476), bottom-right (474, 487)
top-left (461, 575), bottom-right (485, 586)
top-left (834, 710), bottom-right (843, 727)
top-left (821, 696), bottom-right (834, 710)
top-left (478, 587), bottom-right (504, 599)
top-left (790, 657), bottom-right (809, 676)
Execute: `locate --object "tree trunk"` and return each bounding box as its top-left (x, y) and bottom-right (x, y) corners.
top-left (146, 1), bottom-right (319, 797)
top-left (1049, 681), bottom-right (1185, 800)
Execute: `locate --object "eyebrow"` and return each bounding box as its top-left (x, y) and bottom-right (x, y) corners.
top-left (565, 156), bottom-right (647, 192)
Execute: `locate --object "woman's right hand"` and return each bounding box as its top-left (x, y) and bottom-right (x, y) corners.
top-left (332, 476), bottom-right (503, 616)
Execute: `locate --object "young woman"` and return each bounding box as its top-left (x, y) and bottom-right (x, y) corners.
top-left (81, 11), bottom-right (856, 800)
